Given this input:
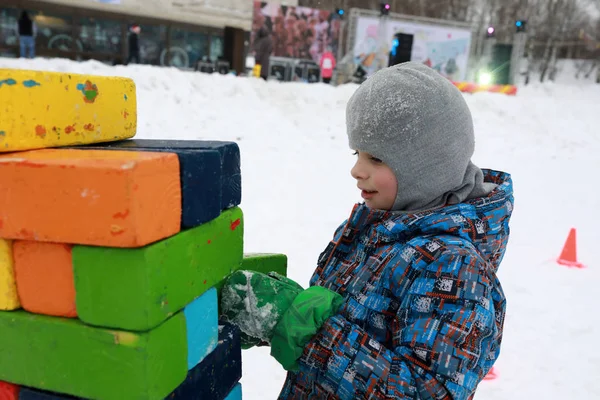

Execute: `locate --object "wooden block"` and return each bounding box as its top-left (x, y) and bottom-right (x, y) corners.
top-left (13, 241), bottom-right (76, 318)
top-left (241, 253), bottom-right (287, 276)
top-left (70, 144), bottom-right (222, 229)
top-left (0, 149), bottom-right (181, 247)
top-left (18, 387), bottom-right (76, 400)
top-left (12, 292), bottom-right (219, 400)
top-left (73, 207), bottom-right (243, 331)
top-left (184, 288), bottom-right (218, 370)
top-left (79, 139), bottom-right (241, 210)
top-left (0, 381), bottom-right (20, 399)
top-left (0, 311), bottom-right (188, 399)
top-left (0, 69), bottom-right (136, 152)
top-left (225, 384), bottom-right (242, 400)
top-left (0, 239), bottom-right (20, 310)
top-left (167, 321), bottom-right (241, 400)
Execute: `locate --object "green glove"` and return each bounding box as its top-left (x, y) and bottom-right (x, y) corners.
top-left (220, 270), bottom-right (344, 371)
top-left (271, 286), bottom-right (344, 371)
top-left (220, 270), bottom-right (304, 347)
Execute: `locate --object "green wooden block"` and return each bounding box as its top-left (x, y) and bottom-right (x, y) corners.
top-left (241, 253), bottom-right (288, 276)
top-left (0, 310), bottom-right (187, 400)
top-left (73, 207), bottom-right (244, 332)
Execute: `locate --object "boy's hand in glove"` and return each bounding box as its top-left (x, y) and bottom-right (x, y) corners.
top-left (220, 270), bottom-right (344, 371)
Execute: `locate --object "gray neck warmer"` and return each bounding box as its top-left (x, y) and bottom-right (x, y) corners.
top-left (347, 62), bottom-right (495, 212)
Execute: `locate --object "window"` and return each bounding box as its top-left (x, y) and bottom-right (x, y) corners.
top-left (0, 8), bottom-right (19, 47)
top-left (78, 17), bottom-right (122, 54)
top-left (32, 11), bottom-right (76, 52)
top-left (210, 34), bottom-right (224, 60)
top-left (169, 27), bottom-right (209, 68)
top-left (137, 23), bottom-right (167, 65)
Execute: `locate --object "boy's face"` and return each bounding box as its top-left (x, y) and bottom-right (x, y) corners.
top-left (351, 150), bottom-right (397, 210)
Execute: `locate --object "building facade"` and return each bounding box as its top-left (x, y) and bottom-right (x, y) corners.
top-left (1, 0), bottom-right (253, 70)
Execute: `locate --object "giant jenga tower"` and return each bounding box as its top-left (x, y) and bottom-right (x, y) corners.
top-left (0, 69), bottom-right (287, 399)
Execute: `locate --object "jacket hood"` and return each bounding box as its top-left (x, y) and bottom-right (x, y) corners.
top-left (346, 169), bottom-right (513, 273)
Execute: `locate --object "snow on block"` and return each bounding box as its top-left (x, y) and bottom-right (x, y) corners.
top-left (184, 288), bottom-right (218, 370)
top-left (13, 241), bottom-right (76, 318)
top-left (167, 321), bottom-right (241, 400)
top-left (73, 207), bottom-right (243, 331)
top-left (81, 139), bottom-right (241, 210)
top-left (0, 149), bottom-right (181, 247)
top-left (225, 384), bottom-right (242, 400)
top-left (0, 239), bottom-right (19, 310)
top-left (70, 144), bottom-right (222, 229)
top-left (0, 381), bottom-right (20, 399)
top-left (0, 310), bottom-right (187, 399)
top-left (0, 69), bottom-right (136, 152)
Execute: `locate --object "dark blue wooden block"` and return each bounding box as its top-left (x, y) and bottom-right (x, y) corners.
top-left (19, 387), bottom-right (78, 400)
top-left (78, 140), bottom-right (241, 211)
top-left (69, 144), bottom-right (223, 229)
top-left (167, 321), bottom-right (242, 400)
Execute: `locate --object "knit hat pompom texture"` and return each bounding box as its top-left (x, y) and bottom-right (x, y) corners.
top-left (347, 62), bottom-right (491, 212)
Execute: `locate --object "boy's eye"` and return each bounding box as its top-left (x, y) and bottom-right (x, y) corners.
top-left (370, 156), bottom-right (383, 163)
top-left (352, 150), bottom-right (358, 156)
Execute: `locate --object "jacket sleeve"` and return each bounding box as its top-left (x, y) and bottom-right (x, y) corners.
top-left (298, 240), bottom-right (503, 399)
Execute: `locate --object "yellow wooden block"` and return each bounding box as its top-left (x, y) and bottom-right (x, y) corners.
top-left (0, 239), bottom-right (20, 310)
top-left (0, 69), bottom-right (136, 152)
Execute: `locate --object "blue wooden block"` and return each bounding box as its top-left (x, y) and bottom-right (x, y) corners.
top-left (82, 140), bottom-right (241, 211)
top-left (68, 144), bottom-right (222, 229)
top-left (224, 384), bottom-right (242, 400)
top-left (19, 387), bottom-right (78, 400)
top-left (167, 321), bottom-right (242, 400)
top-left (184, 288), bottom-right (218, 370)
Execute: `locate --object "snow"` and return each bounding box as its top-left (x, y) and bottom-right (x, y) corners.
top-left (1, 56), bottom-right (599, 399)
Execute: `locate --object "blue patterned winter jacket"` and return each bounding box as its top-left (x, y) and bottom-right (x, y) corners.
top-left (278, 169), bottom-right (513, 400)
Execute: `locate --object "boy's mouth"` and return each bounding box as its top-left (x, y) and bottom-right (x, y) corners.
top-left (361, 190), bottom-right (377, 200)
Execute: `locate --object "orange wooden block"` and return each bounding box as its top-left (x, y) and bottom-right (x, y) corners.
top-left (0, 381), bottom-right (19, 399)
top-left (13, 241), bottom-right (76, 318)
top-left (0, 149), bottom-right (181, 247)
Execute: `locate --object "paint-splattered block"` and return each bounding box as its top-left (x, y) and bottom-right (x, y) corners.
top-left (225, 384), bottom-right (243, 400)
top-left (11, 292), bottom-right (218, 400)
top-left (0, 69), bottom-right (136, 152)
top-left (73, 207), bottom-right (243, 331)
top-left (0, 149), bottom-right (181, 247)
top-left (167, 321), bottom-right (242, 400)
top-left (72, 144), bottom-right (223, 229)
top-left (13, 241), bottom-right (76, 318)
top-left (0, 310), bottom-right (188, 399)
top-left (0, 239), bottom-right (19, 310)
top-left (0, 381), bottom-right (19, 399)
top-left (80, 139), bottom-right (241, 210)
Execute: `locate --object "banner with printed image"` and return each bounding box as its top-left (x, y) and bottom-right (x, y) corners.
top-left (251, 1), bottom-right (342, 64)
top-left (353, 16), bottom-right (472, 81)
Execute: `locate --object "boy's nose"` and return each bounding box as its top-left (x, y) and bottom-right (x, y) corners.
top-left (351, 160), bottom-right (367, 180)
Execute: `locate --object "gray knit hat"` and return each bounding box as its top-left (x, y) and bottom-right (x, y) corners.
top-left (347, 62), bottom-right (494, 212)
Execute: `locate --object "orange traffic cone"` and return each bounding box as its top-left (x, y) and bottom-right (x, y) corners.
top-left (557, 228), bottom-right (585, 268)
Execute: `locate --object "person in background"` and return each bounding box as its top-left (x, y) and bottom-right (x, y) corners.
top-left (253, 26), bottom-right (273, 80)
top-left (126, 24), bottom-right (141, 65)
top-left (319, 47), bottom-right (336, 84)
top-left (17, 11), bottom-right (36, 59)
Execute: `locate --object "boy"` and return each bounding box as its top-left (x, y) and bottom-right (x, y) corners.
top-left (221, 62), bottom-right (513, 399)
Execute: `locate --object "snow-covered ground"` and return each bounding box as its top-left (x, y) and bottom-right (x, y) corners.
top-left (1, 56), bottom-right (598, 399)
